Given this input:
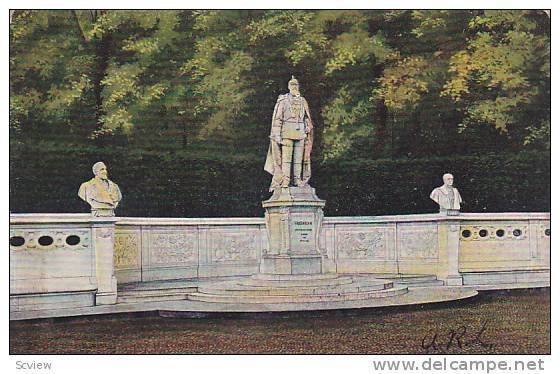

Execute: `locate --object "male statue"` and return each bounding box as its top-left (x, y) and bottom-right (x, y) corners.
top-left (430, 173), bottom-right (462, 215)
top-left (78, 162), bottom-right (122, 216)
top-left (264, 76), bottom-right (314, 192)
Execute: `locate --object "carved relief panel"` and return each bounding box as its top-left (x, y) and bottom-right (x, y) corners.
top-left (398, 225), bottom-right (438, 259)
top-left (336, 227), bottom-right (387, 259)
top-left (114, 231), bottom-right (140, 269)
top-left (209, 229), bottom-right (259, 263)
top-left (149, 230), bottom-right (198, 266)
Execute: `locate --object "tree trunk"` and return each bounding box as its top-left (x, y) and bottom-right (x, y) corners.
top-left (372, 63), bottom-right (389, 157)
top-left (93, 32), bottom-right (111, 131)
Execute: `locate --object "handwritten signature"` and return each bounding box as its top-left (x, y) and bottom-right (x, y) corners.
top-left (421, 320), bottom-right (494, 352)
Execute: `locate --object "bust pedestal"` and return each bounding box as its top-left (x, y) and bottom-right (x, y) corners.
top-left (440, 208), bottom-right (460, 216)
top-left (261, 187), bottom-right (326, 275)
top-left (91, 208), bottom-right (115, 217)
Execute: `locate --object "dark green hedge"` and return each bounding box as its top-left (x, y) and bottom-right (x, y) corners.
top-left (9, 144), bottom-right (550, 217)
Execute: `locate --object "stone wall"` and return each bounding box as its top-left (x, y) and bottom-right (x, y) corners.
top-left (458, 214), bottom-right (550, 271)
top-left (111, 213), bottom-right (550, 285)
top-left (9, 214), bottom-right (118, 311)
top-left (10, 212), bottom-right (550, 310)
top-left (114, 218), bottom-right (265, 283)
top-left (457, 214), bottom-right (550, 287)
top-left (323, 216), bottom-right (439, 275)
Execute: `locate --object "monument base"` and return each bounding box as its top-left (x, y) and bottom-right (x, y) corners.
top-left (262, 186), bottom-right (326, 275)
top-left (443, 275), bottom-right (464, 286)
top-left (95, 292), bottom-right (117, 305)
top-left (259, 254), bottom-right (323, 275)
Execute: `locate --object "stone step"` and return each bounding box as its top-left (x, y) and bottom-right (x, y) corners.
top-left (197, 280), bottom-right (392, 296)
top-left (118, 286), bottom-right (197, 296)
top-left (187, 285), bottom-right (408, 304)
top-left (462, 270), bottom-right (550, 285)
top-left (394, 274), bottom-right (438, 281)
top-left (243, 276), bottom-right (355, 288)
top-left (353, 274), bottom-right (443, 287)
top-left (358, 281), bottom-right (395, 291)
top-left (117, 287), bottom-right (197, 304)
top-left (252, 273), bottom-right (340, 281)
top-left (118, 294), bottom-right (188, 304)
top-left (363, 274), bottom-right (438, 282)
top-left (118, 280), bottom-right (199, 292)
top-left (396, 279), bottom-right (444, 288)
top-left (375, 275), bottom-right (443, 288)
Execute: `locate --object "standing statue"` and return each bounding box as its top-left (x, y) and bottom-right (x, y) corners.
top-left (78, 162), bottom-right (122, 217)
top-left (264, 76), bottom-right (314, 192)
top-left (430, 173), bottom-right (462, 215)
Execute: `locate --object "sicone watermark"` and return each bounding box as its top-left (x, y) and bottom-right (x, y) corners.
top-left (15, 361), bottom-right (53, 370)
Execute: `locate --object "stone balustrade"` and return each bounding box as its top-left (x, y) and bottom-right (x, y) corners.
top-left (112, 213), bottom-right (549, 285)
top-left (114, 217), bottom-right (266, 283)
top-left (10, 212), bottom-right (550, 311)
top-left (10, 214), bottom-right (118, 311)
top-left (322, 213), bottom-right (550, 287)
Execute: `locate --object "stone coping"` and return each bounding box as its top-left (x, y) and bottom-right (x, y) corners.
top-left (324, 212), bottom-right (550, 224)
top-left (116, 217), bottom-right (266, 226)
top-left (10, 212), bottom-right (549, 226)
top-left (10, 213), bottom-right (118, 225)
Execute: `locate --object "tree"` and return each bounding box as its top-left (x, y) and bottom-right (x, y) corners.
top-left (10, 10), bottom-right (550, 157)
top-left (441, 10), bottom-right (550, 148)
top-left (10, 10), bottom-right (192, 147)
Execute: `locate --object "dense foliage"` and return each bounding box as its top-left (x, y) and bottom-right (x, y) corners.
top-left (9, 10), bottom-right (550, 216)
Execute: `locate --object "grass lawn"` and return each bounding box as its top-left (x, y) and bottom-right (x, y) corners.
top-left (10, 289), bottom-right (549, 354)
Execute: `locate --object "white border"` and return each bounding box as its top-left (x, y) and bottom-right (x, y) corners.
top-left (3, 2), bottom-right (557, 374)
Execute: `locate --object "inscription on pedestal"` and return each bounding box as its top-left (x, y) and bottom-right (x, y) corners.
top-left (293, 220), bottom-right (313, 243)
top-left (290, 213), bottom-right (315, 253)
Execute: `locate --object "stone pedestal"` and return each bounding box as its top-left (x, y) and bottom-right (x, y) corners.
top-left (261, 187), bottom-right (326, 275)
top-left (92, 219), bottom-right (118, 305)
top-left (92, 208), bottom-right (115, 217)
top-left (436, 220), bottom-right (463, 286)
top-left (440, 208), bottom-right (460, 216)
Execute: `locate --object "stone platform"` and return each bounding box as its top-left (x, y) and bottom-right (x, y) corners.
top-left (9, 275), bottom-right (479, 320)
top-left (188, 273), bottom-right (408, 304)
top-left (10, 212), bottom-right (549, 320)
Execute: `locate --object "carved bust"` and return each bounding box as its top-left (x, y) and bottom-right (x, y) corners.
top-left (78, 162), bottom-right (122, 216)
top-left (430, 173), bottom-right (462, 215)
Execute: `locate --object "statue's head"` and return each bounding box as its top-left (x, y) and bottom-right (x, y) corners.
top-left (443, 173), bottom-right (454, 187)
top-left (288, 75), bottom-right (300, 96)
top-left (93, 162), bottom-right (108, 180)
